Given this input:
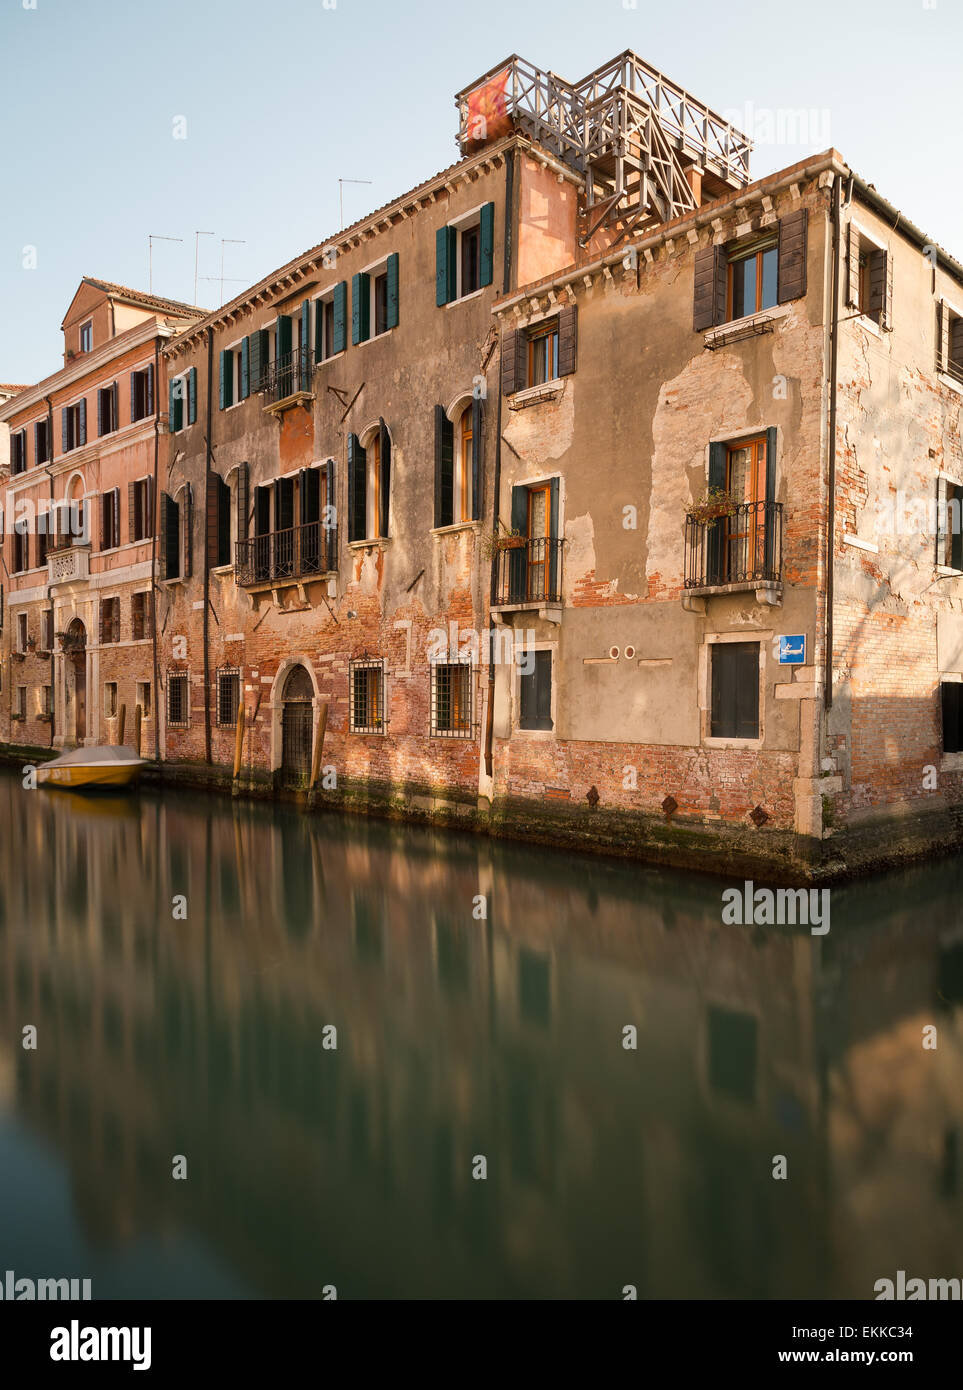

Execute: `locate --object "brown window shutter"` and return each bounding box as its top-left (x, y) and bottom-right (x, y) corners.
top-left (206, 472), bottom-right (220, 566)
top-left (112, 489), bottom-right (119, 547)
top-left (514, 329), bottom-right (528, 391)
top-left (777, 209), bottom-right (808, 303)
top-left (128, 480), bottom-right (137, 543)
top-left (951, 315), bottom-right (963, 380)
top-left (693, 243), bottom-right (726, 331)
top-left (145, 479), bottom-right (153, 539)
top-left (846, 222), bottom-right (861, 308)
top-left (100, 494), bottom-right (109, 550)
top-left (236, 461), bottom-right (249, 542)
top-left (882, 250), bottom-right (894, 331)
top-left (500, 330), bottom-right (518, 395)
top-left (868, 247), bottom-right (890, 327)
top-left (557, 304), bottom-right (578, 376)
top-left (99, 600), bottom-right (106, 646)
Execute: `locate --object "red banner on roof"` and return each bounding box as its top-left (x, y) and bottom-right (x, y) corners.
top-left (464, 69), bottom-right (511, 148)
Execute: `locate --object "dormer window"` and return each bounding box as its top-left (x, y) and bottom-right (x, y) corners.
top-left (79, 321), bottom-right (92, 354)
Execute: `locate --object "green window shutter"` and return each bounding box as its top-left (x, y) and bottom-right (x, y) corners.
top-left (314, 299), bottom-right (324, 362)
top-left (436, 226), bottom-right (451, 306)
top-left (548, 476), bottom-right (560, 594)
top-left (471, 396), bottom-right (483, 521)
top-left (508, 484), bottom-right (528, 597)
top-left (706, 441), bottom-right (727, 584)
top-left (764, 426), bottom-right (778, 576)
top-left (333, 281), bottom-right (347, 354)
top-left (236, 461), bottom-right (249, 543)
top-left (434, 405), bottom-right (454, 528)
top-left (219, 349), bottom-right (232, 410)
top-left (347, 433), bottom-right (366, 541)
top-left (276, 315), bottom-right (293, 361)
top-left (378, 419), bottom-right (390, 538)
top-left (78, 397), bottom-right (87, 445)
top-left (479, 202), bottom-right (495, 287)
top-left (239, 341), bottom-right (249, 401)
top-left (325, 457), bottom-right (337, 570)
top-left (171, 377), bottom-right (183, 433)
top-left (386, 253), bottom-right (399, 330)
top-left (937, 475), bottom-right (948, 567)
top-left (352, 273), bottom-right (369, 344)
top-left (61, 406), bottom-right (69, 453)
top-left (300, 300), bottom-right (311, 390)
top-left (188, 366), bottom-right (197, 423)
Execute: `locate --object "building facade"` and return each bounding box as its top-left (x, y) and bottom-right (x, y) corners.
top-left (0, 279), bottom-right (201, 753)
top-left (3, 53), bottom-right (963, 881)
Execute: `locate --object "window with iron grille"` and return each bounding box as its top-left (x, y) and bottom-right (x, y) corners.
top-left (100, 596), bottom-right (120, 644)
top-left (349, 659), bottom-right (385, 734)
top-left (216, 668), bottom-right (240, 727)
top-left (431, 661), bottom-right (473, 737)
top-left (167, 671), bottom-right (189, 728)
top-left (131, 591), bottom-right (153, 641)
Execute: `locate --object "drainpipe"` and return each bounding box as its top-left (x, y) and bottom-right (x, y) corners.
top-left (203, 328), bottom-right (213, 763)
top-left (150, 336), bottom-right (161, 763)
top-left (825, 174), bottom-right (842, 711)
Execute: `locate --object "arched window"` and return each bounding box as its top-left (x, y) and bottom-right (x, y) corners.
top-left (348, 423), bottom-right (391, 542)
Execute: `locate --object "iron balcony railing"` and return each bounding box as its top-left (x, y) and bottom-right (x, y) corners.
top-left (493, 536), bottom-right (564, 606)
top-left (257, 346), bottom-right (313, 401)
top-left (235, 520), bottom-right (337, 586)
top-left (684, 499), bottom-right (783, 589)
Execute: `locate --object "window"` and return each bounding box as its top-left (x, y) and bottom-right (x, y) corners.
top-left (104, 682), bottom-right (118, 719)
top-left (129, 477), bottom-right (152, 542)
top-left (10, 430), bottom-right (26, 474)
top-left (352, 254), bottom-right (399, 344)
top-left (136, 682), bottom-right (151, 719)
top-left (727, 239), bottom-right (778, 320)
top-left (41, 685), bottom-right (52, 718)
top-left (693, 210), bottom-right (807, 331)
top-left (431, 662), bottom-right (473, 737)
top-left (349, 659), bottom-right (385, 733)
top-left (97, 382), bottom-right (118, 436)
top-left (501, 478), bottom-right (561, 604)
top-left (16, 613), bottom-right (27, 653)
top-left (847, 224), bottom-right (891, 328)
top-left (99, 596), bottom-right (120, 645)
top-left (79, 321), bottom-right (92, 354)
top-left (938, 302), bottom-right (963, 385)
top-left (519, 649), bottom-right (553, 731)
top-left (131, 592), bottom-right (153, 641)
top-left (942, 681), bottom-right (963, 753)
top-left (100, 488), bottom-right (120, 550)
top-left (12, 528), bottom-right (29, 574)
top-left (167, 672), bottom-right (189, 728)
top-left (206, 473), bottom-right (231, 567)
top-left (315, 285), bottom-right (347, 362)
top-left (170, 369), bottom-right (196, 430)
top-left (34, 418), bottom-right (50, 465)
top-left (216, 668), bottom-right (240, 727)
top-left (501, 306), bottom-right (577, 394)
top-left (528, 319), bottom-right (559, 387)
top-left (436, 203), bottom-right (494, 304)
top-left (61, 399), bottom-right (87, 453)
top-left (14, 687), bottom-right (26, 720)
top-left (36, 518), bottom-right (49, 568)
top-left (160, 492), bottom-right (181, 579)
top-left (433, 402), bottom-right (480, 527)
top-left (710, 642), bottom-right (760, 740)
top-left (939, 479), bottom-right (963, 570)
top-left (41, 612), bottom-right (53, 652)
top-left (131, 365), bottom-right (154, 422)
top-left (348, 425), bottom-right (391, 541)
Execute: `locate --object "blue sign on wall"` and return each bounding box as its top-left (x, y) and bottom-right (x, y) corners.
top-left (778, 635), bottom-right (806, 665)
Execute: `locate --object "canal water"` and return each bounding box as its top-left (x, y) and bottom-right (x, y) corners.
top-left (0, 767), bottom-right (961, 1300)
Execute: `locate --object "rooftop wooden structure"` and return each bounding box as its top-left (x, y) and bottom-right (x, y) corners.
top-left (456, 52), bottom-right (752, 242)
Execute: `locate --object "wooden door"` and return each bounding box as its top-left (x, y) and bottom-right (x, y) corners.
top-left (73, 654), bottom-right (86, 742)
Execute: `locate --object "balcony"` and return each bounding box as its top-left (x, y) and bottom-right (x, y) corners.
top-left (235, 521), bottom-right (337, 589)
top-left (491, 537), bottom-right (564, 621)
top-left (683, 500), bottom-right (783, 605)
top-left (257, 347), bottom-right (313, 407)
top-left (47, 543), bottom-right (90, 585)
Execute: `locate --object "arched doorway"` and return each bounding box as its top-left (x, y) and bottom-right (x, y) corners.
top-left (63, 618), bottom-right (87, 744)
top-left (280, 664), bottom-right (314, 787)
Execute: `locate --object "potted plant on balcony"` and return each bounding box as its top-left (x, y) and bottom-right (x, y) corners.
top-left (687, 487), bottom-right (738, 526)
top-left (481, 525), bottom-right (526, 560)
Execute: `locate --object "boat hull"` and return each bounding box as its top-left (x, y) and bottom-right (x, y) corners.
top-left (38, 763), bottom-right (143, 790)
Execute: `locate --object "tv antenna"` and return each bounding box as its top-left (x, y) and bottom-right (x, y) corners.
top-left (193, 231), bottom-right (215, 305)
top-left (148, 235), bottom-right (183, 294)
top-left (339, 178), bottom-right (372, 228)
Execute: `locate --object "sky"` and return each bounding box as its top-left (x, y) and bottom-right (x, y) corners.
top-left (1, 0), bottom-right (961, 384)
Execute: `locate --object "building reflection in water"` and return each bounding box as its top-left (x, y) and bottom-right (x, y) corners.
top-left (0, 771), bottom-right (961, 1298)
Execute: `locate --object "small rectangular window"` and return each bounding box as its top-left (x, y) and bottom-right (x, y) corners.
top-left (349, 659), bottom-right (385, 733)
top-left (98, 384), bottom-right (117, 436)
top-left (100, 596), bottom-right (120, 645)
top-left (216, 668), bottom-right (240, 727)
top-left (519, 649), bottom-right (553, 731)
top-left (942, 681), bottom-right (963, 754)
top-left (131, 592), bottom-right (153, 641)
top-left (167, 672), bottom-right (189, 728)
top-left (527, 321), bottom-right (559, 388)
top-left (131, 366), bottom-right (153, 422)
top-left (460, 223), bottom-right (480, 296)
top-left (42, 685), bottom-right (52, 718)
top-left (35, 418), bottom-right (50, 464)
top-left (710, 642), bottom-right (760, 739)
top-left (373, 272), bottom-right (389, 337)
top-left (131, 477), bottom-right (152, 542)
top-left (136, 681), bottom-right (152, 719)
top-left (11, 431), bottom-right (26, 474)
top-left (727, 240), bottom-right (778, 320)
top-left (17, 613), bottom-right (27, 653)
top-left (431, 662), bottom-right (473, 737)
top-left (101, 488), bottom-right (120, 550)
top-left (79, 321), bottom-right (92, 354)
top-left (41, 612), bottom-right (53, 651)
top-left (104, 682), bottom-right (117, 719)
top-left (15, 687), bottom-right (26, 719)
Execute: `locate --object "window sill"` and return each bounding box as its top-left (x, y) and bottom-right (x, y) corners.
top-left (513, 727), bottom-right (556, 741)
top-left (431, 521), bottom-right (481, 537)
top-left (445, 288), bottom-right (485, 307)
top-left (315, 350), bottom-right (346, 368)
top-left (356, 327), bottom-right (397, 348)
top-left (508, 381), bottom-right (564, 409)
top-left (936, 565), bottom-right (963, 578)
top-left (349, 729), bottom-right (387, 737)
top-left (938, 371), bottom-right (963, 397)
top-left (940, 751), bottom-right (963, 772)
top-left (211, 563), bottom-right (234, 576)
top-left (703, 302), bottom-right (789, 349)
top-left (703, 735), bottom-right (764, 750)
top-left (855, 313), bottom-right (881, 338)
top-left (348, 537), bottom-right (391, 551)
